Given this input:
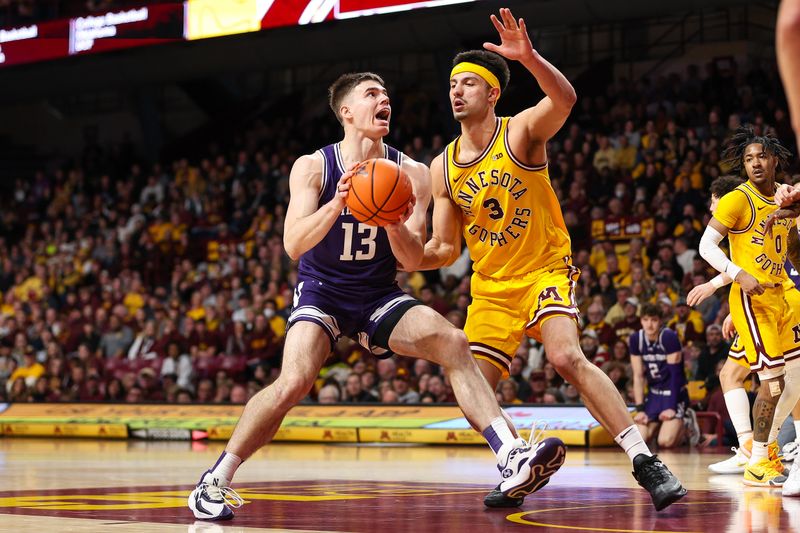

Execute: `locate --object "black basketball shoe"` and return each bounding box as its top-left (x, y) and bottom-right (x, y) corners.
top-left (632, 453), bottom-right (687, 511)
top-left (484, 424), bottom-right (565, 508)
top-left (483, 479), bottom-right (550, 508)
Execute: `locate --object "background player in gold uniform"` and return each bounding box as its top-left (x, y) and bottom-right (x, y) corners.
top-left (420, 7), bottom-right (685, 511)
top-left (690, 176), bottom-right (800, 477)
top-left (699, 127), bottom-right (800, 486)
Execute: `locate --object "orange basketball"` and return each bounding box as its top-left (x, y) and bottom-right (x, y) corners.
top-left (346, 158), bottom-right (413, 226)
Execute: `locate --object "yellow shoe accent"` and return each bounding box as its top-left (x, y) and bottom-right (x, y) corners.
top-left (743, 458), bottom-right (788, 487)
top-left (768, 442), bottom-right (789, 476)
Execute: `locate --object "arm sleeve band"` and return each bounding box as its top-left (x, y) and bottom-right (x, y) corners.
top-left (710, 273), bottom-right (732, 289)
top-left (699, 225), bottom-right (742, 280)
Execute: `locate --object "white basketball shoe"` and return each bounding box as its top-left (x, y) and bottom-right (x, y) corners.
top-left (783, 460), bottom-right (800, 496)
top-left (188, 476), bottom-right (243, 521)
top-left (708, 447), bottom-right (749, 474)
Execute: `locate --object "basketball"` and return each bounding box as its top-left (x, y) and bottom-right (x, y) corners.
top-left (346, 158), bottom-right (413, 226)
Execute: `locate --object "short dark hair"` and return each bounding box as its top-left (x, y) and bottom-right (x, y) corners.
top-left (328, 72), bottom-right (385, 125)
top-left (710, 175), bottom-right (744, 198)
top-left (640, 303), bottom-right (662, 319)
top-left (451, 50), bottom-right (510, 92)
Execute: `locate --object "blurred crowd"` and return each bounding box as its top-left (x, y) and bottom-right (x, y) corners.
top-left (0, 57), bottom-right (794, 451)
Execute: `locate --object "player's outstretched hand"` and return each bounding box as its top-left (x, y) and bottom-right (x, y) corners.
top-left (686, 282), bottom-right (714, 307)
top-left (722, 314), bottom-right (736, 340)
top-left (658, 409), bottom-right (677, 422)
top-left (633, 411), bottom-right (648, 425)
top-left (483, 8), bottom-right (535, 62)
top-left (776, 183), bottom-right (800, 207)
top-left (735, 271), bottom-right (765, 296)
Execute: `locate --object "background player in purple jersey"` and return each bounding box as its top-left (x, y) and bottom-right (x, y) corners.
top-left (188, 72), bottom-right (565, 521)
top-left (630, 303), bottom-right (689, 449)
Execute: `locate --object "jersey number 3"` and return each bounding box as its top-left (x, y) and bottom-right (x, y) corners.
top-left (483, 198), bottom-right (504, 220)
top-left (340, 222), bottom-right (377, 261)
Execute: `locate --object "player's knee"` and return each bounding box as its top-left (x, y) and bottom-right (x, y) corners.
top-left (275, 374), bottom-right (315, 407)
top-left (657, 431), bottom-right (680, 449)
top-left (433, 328), bottom-right (470, 363)
top-left (719, 363), bottom-right (746, 390)
top-left (548, 347), bottom-right (583, 377)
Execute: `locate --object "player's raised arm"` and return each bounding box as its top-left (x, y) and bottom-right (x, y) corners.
top-left (418, 154), bottom-right (463, 271)
top-left (485, 8), bottom-right (576, 164)
top-left (778, 0), bottom-right (800, 150)
top-left (283, 153), bottom-right (350, 260)
top-left (384, 158), bottom-right (432, 271)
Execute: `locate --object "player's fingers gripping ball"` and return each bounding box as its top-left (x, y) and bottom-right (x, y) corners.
top-left (346, 158), bottom-right (413, 226)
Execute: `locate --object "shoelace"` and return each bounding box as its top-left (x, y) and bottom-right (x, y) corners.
top-left (499, 420), bottom-right (549, 469)
top-left (638, 459), bottom-right (671, 486)
top-left (202, 483), bottom-right (244, 508)
top-left (525, 419), bottom-right (548, 449)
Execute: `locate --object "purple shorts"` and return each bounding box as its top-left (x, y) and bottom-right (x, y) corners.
top-left (287, 277), bottom-right (420, 357)
top-left (645, 387), bottom-right (689, 421)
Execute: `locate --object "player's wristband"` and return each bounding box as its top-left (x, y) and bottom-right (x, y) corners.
top-left (724, 262), bottom-right (742, 281)
top-left (635, 403), bottom-right (645, 411)
top-left (710, 275), bottom-right (726, 289)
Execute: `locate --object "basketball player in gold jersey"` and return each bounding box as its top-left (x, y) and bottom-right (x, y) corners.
top-left (699, 127), bottom-right (800, 486)
top-left (419, 7), bottom-right (685, 510)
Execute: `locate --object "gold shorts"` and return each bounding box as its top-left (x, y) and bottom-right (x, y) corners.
top-left (466, 258), bottom-right (581, 372)
top-left (728, 284), bottom-right (800, 375)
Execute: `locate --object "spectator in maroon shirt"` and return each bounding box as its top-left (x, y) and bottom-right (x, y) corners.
top-left (528, 371), bottom-right (547, 403)
top-left (244, 314), bottom-right (278, 366)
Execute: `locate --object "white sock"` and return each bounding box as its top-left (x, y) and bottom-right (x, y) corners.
top-left (203, 451), bottom-right (242, 485)
top-left (794, 419), bottom-right (800, 442)
top-left (614, 424), bottom-right (652, 462)
top-left (749, 440), bottom-right (769, 464)
top-left (724, 388), bottom-right (753, 448)
top-left (770, 365), bottom-right (800, 443)
top-left (483, 416), bottom-right (518, 461)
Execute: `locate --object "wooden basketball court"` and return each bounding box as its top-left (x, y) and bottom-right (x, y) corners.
top-left (1, 437), bottom-right (799, 532)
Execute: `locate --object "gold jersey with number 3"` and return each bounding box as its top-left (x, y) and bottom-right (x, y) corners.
top-left (444, 117), bottom-right (572, 278)
top-left (714, 182), bottom-right (795, 286)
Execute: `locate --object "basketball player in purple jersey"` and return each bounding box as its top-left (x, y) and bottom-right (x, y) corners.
top-left (629, 303), bottom-right (688, 449)
top-left (188, 72), bottom-right (566, 520)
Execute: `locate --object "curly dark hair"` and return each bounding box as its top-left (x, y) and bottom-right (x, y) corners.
top-left (721, 125), bottom-right (792, 176)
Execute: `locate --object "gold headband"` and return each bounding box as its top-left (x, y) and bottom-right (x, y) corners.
top-left (450, 62), bottom-right (501, 100)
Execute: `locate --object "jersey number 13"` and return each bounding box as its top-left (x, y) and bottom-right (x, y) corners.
top-left (340, 222), bottom-right (377, 261)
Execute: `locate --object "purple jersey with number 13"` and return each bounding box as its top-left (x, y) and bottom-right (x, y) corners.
top-left (298, 142), bottom-right (403, 288)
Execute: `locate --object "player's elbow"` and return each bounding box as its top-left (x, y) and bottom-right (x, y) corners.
top-left (779, 4), bottom-right (800, 35)
top-left (283, 236), bottom-right (301, 261)
top-left (562, 86), bottom-right (577, 109)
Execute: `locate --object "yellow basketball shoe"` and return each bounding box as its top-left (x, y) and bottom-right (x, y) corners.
top-left (743, 458), bottom-right (788, 487)
top-left (741, 440), bottom-right (788, 476)
top-left (768, 442), bottom-right (789, 476)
